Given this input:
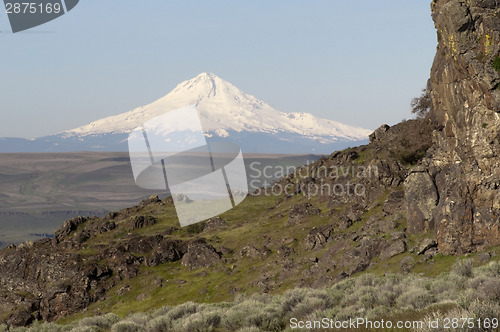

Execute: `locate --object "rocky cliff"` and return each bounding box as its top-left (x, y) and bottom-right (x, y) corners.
top-left (422, 0), bottom-right (500, 254)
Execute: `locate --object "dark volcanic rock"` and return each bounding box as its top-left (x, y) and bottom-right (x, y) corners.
top-left (288, 203), bottom-right (320, 225)
top-left (383, 191), bottom-right (405, 215)
top-left (131, 215), bottom-right (157, 230)
top-left (240, 245), bottom-right (271, 259)
top-left (400, 256), bottom-right (415, 273)
top-left (125, 235), bottom-right (163, 254)
top-left (304, 226), bottom-right (332, 250)
top-left (369, 124), bottom-right (390, 143)
top-left (0, 240), bottom-right (113, 324)
top-left (418, 238), bottom-right (438, 255)
top-left (429, 0), bottom-right (500, 253)
top-left (345, 204), bottom-right (364, 222)
top-left (404, 168), bottom-right (438, 234)
top-left (276, 246), bottom-right (295, 258)
top-left (146, 239), bottom-right (186, 267)
top-left (54, 216), bottom-right (88, 242)
top-left (181, 240), bottom-right (221, 269)
top-left (6, 308), bottom-right (34, 326)
top-left (380, 240), bottom-right (406, 260)
top-left (97, 221), bottom-right (116, 234)
top-left (203, 217), bottom-right (228, 232)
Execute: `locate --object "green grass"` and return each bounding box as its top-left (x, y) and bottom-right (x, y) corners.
top-left (9, 148), bottom-right (499, 330)
top-left (61, 192), bottom-right (340, 323)
top-left (62, 187), bottom-right (408, 322)
top-left (354, 148), bottom-right (373, 165)
top-left (412, 253), bottom-right (457, 277)
top-left (493, 56), bottom-right (500, 71)
top-left (68, 187), bottom-right (401, 322)
top-left (46, 261), bottom-right (500, 331)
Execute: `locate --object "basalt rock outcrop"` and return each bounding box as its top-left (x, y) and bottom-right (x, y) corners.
top-left (425, 0), bottom-right (500, 254)
top-left (404, 167), bottom-right (439, 234)
top-left (0, 207), bottom-right (209, 325)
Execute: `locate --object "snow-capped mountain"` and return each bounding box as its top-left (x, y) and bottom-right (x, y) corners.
top-left (65, 73), bottom-right (370, 142)
top-left (0, 73), bottom-right (371, 153)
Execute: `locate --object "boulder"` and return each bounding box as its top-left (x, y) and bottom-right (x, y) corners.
top-left (55, 217), bottom-right (88, 242)
top-left (369, 124), bottom-right (390, 143)
top-left (400, 256), bottom-right (415, 273)
top-left (125, 235), bottom-right (163, 254)
top-left (181, 240), bottom-right (220, 269)
top-left (304, 226), bottom-right (332, 250)
top-left (146, 239), bottom-right (186, 267)
top-left (288, 203), bottom-right (320, 225)
top-left (417, 238), bottom-right (437, 255)
top-left (203, 217), bottom-right (228, 232)
top-left (404, 170), bottom-right (438, 234)
top-left (383, 191), bottom-right (405, 215)
top-left (7, 309), bottom-right (33, 326)
top-left (380, 240), bottom-right (406, 260)
top-left (239, 245), bottom-right (271, 259)
top-left (131, 215), bottom-right (157, 229)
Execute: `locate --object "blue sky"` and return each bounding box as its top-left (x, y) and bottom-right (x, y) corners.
top-left (0, 1), bottom-right (436, 138)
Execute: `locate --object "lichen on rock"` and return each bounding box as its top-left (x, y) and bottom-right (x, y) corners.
top-left (428, 0), bottom-right (500, 254)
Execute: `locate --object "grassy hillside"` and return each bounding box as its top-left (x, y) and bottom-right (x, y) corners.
top-left (3, 259), bottom-right (500, 331)
top-left (2, 119), bottom-right (498, 330)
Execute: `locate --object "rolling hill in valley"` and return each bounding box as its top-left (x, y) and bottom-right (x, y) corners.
top-left (0, 152), bottom-right (319, 247)
top-left (0, 73), bottom-right (371, 154)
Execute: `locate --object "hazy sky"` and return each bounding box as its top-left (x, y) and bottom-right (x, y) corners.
top-left (0, 1), bottom-right (436, 139)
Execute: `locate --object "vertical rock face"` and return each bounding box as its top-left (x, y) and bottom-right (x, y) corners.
top-left (404, 168), bottom-right (439, 234)
top-left (428, 0), bottom-right (500, 254)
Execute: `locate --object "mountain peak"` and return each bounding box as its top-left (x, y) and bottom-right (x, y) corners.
top-left (190, 72), bottom-right (219, 85)
top-left (170, 73), bottom-right (225, 98)
top-left (196, 72), bottom-right (217, 80)
top-left (64, 73), bottom-right (371, 143)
